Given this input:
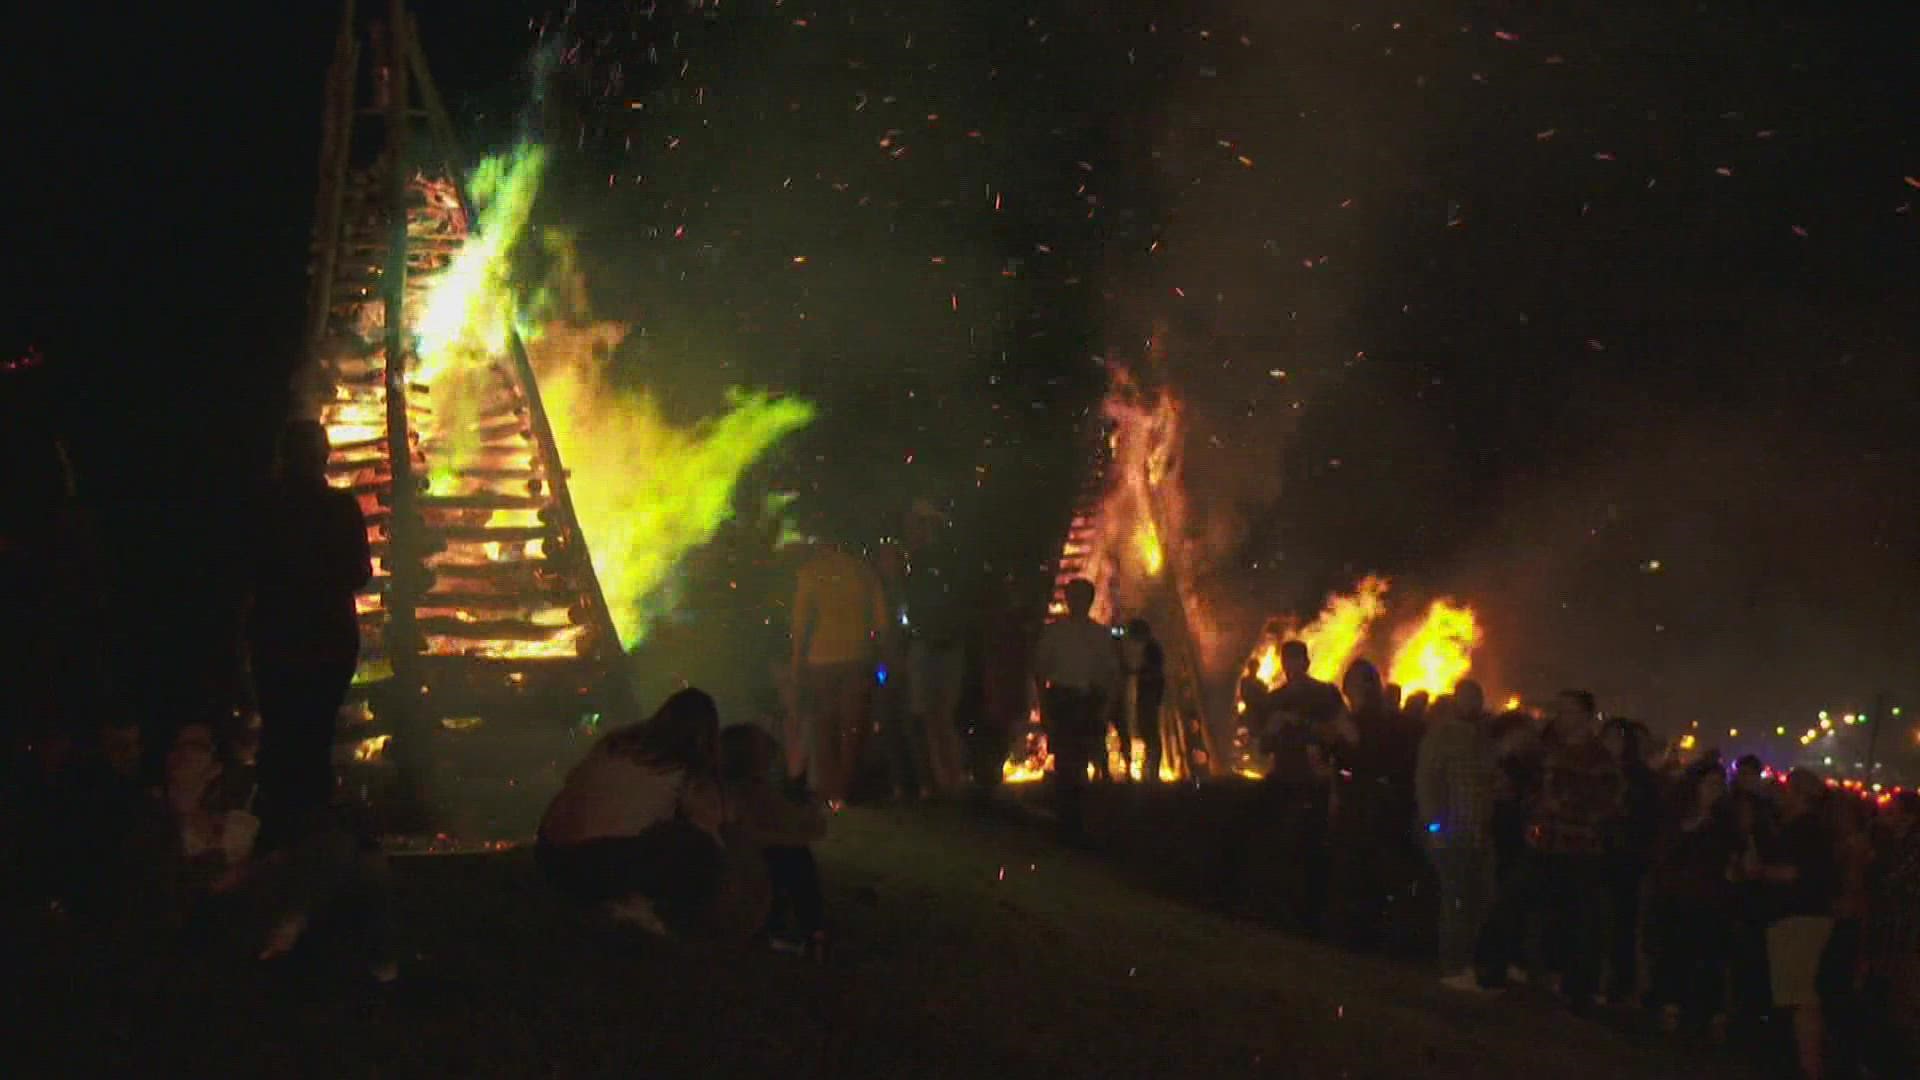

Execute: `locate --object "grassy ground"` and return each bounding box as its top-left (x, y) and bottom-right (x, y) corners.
top-left (16, 801), bottom-right (1749, 1079)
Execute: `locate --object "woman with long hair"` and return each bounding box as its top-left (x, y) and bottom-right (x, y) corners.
top-left (538, 688), bottom-right (726, 936)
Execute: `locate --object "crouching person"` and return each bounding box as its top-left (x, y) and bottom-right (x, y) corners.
top-left (138, 720), bottom-right (398, 983)
top-left (537, 688), bottom-right (727, 938)
top-left (720, 724), bottom-right (829, 956)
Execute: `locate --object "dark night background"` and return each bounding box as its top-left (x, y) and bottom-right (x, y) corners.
top-left (11, 2), bottom-right (1918, 768)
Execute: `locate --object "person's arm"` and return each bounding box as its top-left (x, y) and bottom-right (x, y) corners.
top-left (1099, 632), bottom-right (1126, 702)
top-left (1031, 624), bottom-right (1055, 692)
top-left (337, 493), bottom-right (373, 592)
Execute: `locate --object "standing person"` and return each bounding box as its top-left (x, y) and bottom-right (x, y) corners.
top-left (973, 574), bottom-right (1034, 796)
top-left (1603, 719), bottom-right (1661, 1005)
top-left (1121, 619), bottom-right (1167, 784)
top-left (247, 420), bottom-right (370, 851)
top-left (1031, 578), bottom-right (1122, 843)
top-left (789, 531), bottom-right (888, 808)
top-left (1864, 793), bottom-right (1920, 1076)
top-left (1213, 640), bottom-right (1345, 931)
top-left (1326, 659), bottom-right (1421, 952)
top-left (1516, 691), bottom-right (1622, 1011)
top-left (1820, 795), bottom-right (1873, 1080)
top-left (902, 503), bottom-right (970, 795)
top-left (1646, 763), bottom-right (1737, 1034)
top-left (870, 541), bottom-right (918, 800)
top-left (1727, 753), bottom-right (1783, 1039)
top-left (1417, 691), bottom-right (1499, 991)
top-left (1743, 768), bottom-right (1838, 1080)
top-left (1477, 705), bottom-right (1547, 987)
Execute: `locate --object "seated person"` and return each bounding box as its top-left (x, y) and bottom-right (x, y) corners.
top-left (538, 688), bottom-right (726, 937)
top-left (139, 719), bottom-right (398, 982)
top-left (719, 724), bottom-right (828, 954)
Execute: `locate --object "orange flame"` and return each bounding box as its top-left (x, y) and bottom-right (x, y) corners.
top-left (1386, 599), bottom-right (1481, 699)
top-left (1248, 575), bottom-right (1392, 689)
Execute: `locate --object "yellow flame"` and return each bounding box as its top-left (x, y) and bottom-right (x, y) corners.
top-left (414, 144), bottom-right (547, 386)
top-left (1249, 575), bottom-right (1392, 688)
top-left (1387, 599), bottom-right (1481, 699)
top-left (529, 322), bottom-right (813, 648)
top-left (400, 142), bottom-right (812, 651)
top-left (1135, 518), bottom-right (1164, 577)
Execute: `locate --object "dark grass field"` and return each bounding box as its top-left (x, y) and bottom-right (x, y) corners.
top-left (15, 798), bottom-right (1754, 1079)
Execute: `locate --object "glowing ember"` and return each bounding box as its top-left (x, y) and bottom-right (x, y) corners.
top-left (1386, 599), bottom-right (1481, 699)
top-left (352, 734), bottom-right (392, 763)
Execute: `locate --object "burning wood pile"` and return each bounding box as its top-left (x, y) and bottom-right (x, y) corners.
top-left (1005, 361), bottom-right (1218, 785)
top-left (303, 10), bottom-right (624, 738)
top-left (1233, 579), bottom-right (1484, 776)
top-left (1005, 352), bottom-right (1490, 787)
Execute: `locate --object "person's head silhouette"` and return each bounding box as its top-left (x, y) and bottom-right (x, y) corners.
top-left (1062, 578), bottom-right (1096, 619)
top-left (278, 419), bottom-right (332, 486)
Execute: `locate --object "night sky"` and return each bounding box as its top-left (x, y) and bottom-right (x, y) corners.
top-left (13, 2), bottom-right (1918, 761)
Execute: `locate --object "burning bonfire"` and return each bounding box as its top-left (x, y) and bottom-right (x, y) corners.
top-left (1005, 353), bottom-right (1219, 785)
top-left (310, 20), bottom-right (810, 718)
top-left (1234, 579), bottom-right (1485, 776)
top-left (999, 347), bottom-right (1492, 787)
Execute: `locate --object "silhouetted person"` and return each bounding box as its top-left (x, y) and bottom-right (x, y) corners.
top-left (1402, 690), bottom-right (1431, 728)
top-left (1452, 680), bottom-right (1486, 726)
top-left (720, 724), bottom-right (828, 955)
top-left (974, 574), bottom-right (1034, 795)
top-left (1744, 768), bottom-right (1838, 1080)
top-left (1122, 618), bottom-right (1167, 783)
top-left (1647, 763), bottom-right (1736, 1033)
top-left (1327, 659), bottom-right (1421, 951)
top-left (1032, 578), bottom-right (1121, 842)
top-left (902, 503), bottom-right (971, 795)
top-left (1215, 640), bottom-right (1343, 931)
top-left (247, 420), bottom-right (370, 850)
top-left (538, 688), bottom-right (725, 936)
top-left (1485, 690), bottom-right (1622, 1011)
top-left (1602, 718), bottom-right (1659, 1005)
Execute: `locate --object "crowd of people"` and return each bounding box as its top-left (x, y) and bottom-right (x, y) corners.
top-left (1220, 631), bottom-right (1920, 1080)
top-left (7, 417), bottom-right (1917, 1080)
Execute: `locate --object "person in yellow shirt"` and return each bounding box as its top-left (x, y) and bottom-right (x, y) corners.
top-left (790, 536), bottom-right (888, 806)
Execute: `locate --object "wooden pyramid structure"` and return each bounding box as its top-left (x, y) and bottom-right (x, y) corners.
top-left (1009, 389), bottom-right (1220, 784)
top-left (300, 1), bottom-right (632, 765)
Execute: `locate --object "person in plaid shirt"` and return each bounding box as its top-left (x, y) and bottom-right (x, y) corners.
top-left (1529, 691), bottom-right (1624, 1008)
top-left (1477, 690), bottom-right (1623, 1003)
top-left (1417, 682), bottom-right (1498, 990)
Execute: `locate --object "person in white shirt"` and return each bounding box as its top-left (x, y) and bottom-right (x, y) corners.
top-left (538, 688), bottom-right (726, 936)
top-left (1031, 579), bottom-right (1122, 840)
